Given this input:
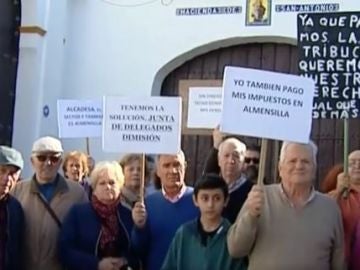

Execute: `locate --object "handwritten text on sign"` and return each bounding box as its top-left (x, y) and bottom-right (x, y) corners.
top-left (187, 87), bottom-right (222, 129)
top-left (298, 12), bottom-right (360, 119)
top-left (103, 96), bottom-right (181, 154)
top-left (57, 99), bottom-right (102, 138)
top-left (221, 67), bottom-right (315, 143)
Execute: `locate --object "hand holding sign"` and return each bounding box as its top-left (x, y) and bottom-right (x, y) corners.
top-left (245, 185), bottom-right (265, 218)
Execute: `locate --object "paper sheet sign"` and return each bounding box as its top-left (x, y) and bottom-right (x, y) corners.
top-left (57, 99), bottom-right (102, 138)
top-left (102, 96), bottom-right (182, 154)
top-left (220, 66), bottom-right (315, 143)
top-left (187, 87), bottom-right (222, 129)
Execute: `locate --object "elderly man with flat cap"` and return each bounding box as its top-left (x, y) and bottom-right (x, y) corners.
top-left (11, 136), bottom-right (88, 270)
top-left (0, 145), bottom-right (24, 270)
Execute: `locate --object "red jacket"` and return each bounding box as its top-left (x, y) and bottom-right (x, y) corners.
top-left (329, 186), bottom-right (360, 264)
top-left (350, 219), bottom-right (360, 270)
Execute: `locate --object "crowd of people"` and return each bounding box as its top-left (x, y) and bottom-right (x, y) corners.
top-left (1, 129), bottom-right (359, 270)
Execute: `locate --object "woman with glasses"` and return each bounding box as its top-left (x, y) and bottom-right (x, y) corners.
top-left (243, 145), bottom-right (261, 184)
top-left (59, 161), bottom-right (139, 270)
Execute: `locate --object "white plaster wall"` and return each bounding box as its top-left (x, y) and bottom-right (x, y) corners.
top-left (13, 0), bottom-right (360, 177)
top-left (13, 0), bottom-right (68, 177)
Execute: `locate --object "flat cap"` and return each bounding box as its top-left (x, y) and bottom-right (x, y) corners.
top-left (0, 145), bottom-right (24, 170)
top-left (32, 136), bottom-right (63, 153)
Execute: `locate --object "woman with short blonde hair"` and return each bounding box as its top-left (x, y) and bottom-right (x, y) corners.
top-left (59, 161), bottom-right (139, 269)
top-left (90, 161), bottom-right (124, 190)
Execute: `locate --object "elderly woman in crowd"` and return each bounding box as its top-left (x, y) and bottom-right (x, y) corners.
top-left (63, 151), bottom-right (88, 182)
top-left (59, 161), bottom-right (139, 270)
top-left (119, 154), bottom-right (150, 209)
top-left (63, 151), bottom-right (91, 195)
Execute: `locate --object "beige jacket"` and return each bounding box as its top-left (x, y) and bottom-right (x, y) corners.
top-left (227, 184), bottom-right (346, 270)
top-left (11, 174), bottom-right (88, 270)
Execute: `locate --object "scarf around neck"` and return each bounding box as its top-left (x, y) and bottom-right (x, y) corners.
top-left (91, 194), bottom-right (120, 250)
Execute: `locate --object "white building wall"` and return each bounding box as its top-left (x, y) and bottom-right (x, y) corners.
top-left (13, 0), bottom-right (359, 177)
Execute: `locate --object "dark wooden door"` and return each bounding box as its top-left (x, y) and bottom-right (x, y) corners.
top-left (161, 43), bottom-right (360, 188)
top-left (0, 0), bottom-right (21, 145)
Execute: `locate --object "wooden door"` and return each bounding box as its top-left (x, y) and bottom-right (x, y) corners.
top-left (161, 43), bottom-right (360, 188)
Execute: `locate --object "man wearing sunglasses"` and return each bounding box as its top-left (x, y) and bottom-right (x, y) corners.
top-left (0, 145), bottom-right (24, 270)
top-left (11, 136), bottom-right (88, 270)
top-left (243, 145), bottom-right (261, 183)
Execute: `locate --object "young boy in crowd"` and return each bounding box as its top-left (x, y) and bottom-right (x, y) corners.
top-left (161, 173), bottom-right (247, 270)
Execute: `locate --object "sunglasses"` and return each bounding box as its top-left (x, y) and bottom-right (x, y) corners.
top-left (244, 157), bottom-right (260, 164)
top-left (36, 155), bottom-right (61, 164)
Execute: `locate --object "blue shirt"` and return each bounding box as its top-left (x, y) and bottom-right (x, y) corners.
top-left (37, 178), bottom-right (58, 202)
top-left (132, 187), bottom-right (199, 270)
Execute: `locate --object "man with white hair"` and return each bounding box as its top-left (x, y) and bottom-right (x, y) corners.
top-left (218, 138), bottom-right (253, 223)
top-left (227, 141), bottom-right (345, 270)
top-left (11, 136), bottom-right (88, 270)
top-left (132, 150), bottom-right (198, 270)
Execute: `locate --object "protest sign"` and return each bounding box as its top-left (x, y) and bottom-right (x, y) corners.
top-left (298, 12), bottom-right (360, 119)
top-left (220, 66), bottom-right (315, 143)
top-left (57, 99), bottom-right (102, 138)
top-left (187, 87), bottom-right (222, 129)
top-left (102, 96), bottom-right (181, 154)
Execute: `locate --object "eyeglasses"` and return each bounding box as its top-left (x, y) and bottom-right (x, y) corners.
top-left (36, 155), bottom-right (61, 164)
top-left (244, 157), bottom-right (260, 164)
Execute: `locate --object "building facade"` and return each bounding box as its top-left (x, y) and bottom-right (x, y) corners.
top-left (12, 0), bottom-right (360, 181)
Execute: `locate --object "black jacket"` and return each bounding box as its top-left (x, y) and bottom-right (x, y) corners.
top-left (6, 195), bottom-right (25, 270)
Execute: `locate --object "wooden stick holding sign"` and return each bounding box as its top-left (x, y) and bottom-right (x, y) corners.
top-left (140, 153), bottom-right (146, 203)
top-left (257, 138), bottom-right (268, 185)
top-left (86, 137), bottom-right (90, 155)
top-left (343, 118), bottom-right (349, 175)
top-left (257, 139), bottom-right (268, 185)
top-left (341, 118), bottom-right (350, 198)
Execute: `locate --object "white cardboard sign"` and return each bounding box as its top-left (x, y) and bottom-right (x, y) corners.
top-left (103, 96), bottom-right (182, 154)
top-left (57, 99), bottom-right (103, 138)
top-left (187, 87), bottom-right (222, 129)
top-left (220, 66), bottom-right (315, 143)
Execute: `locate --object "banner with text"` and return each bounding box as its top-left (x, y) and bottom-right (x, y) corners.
top-left (103, 96), bottom-right (182, 154)
top-left (57, 99), bottom-right (102, 138)
top-left (187, 87), bottom-right (222, 129)
top-left (298, 12), bottom-right (360, 119)
top-left (220, 67), bottom-right (315, 143)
